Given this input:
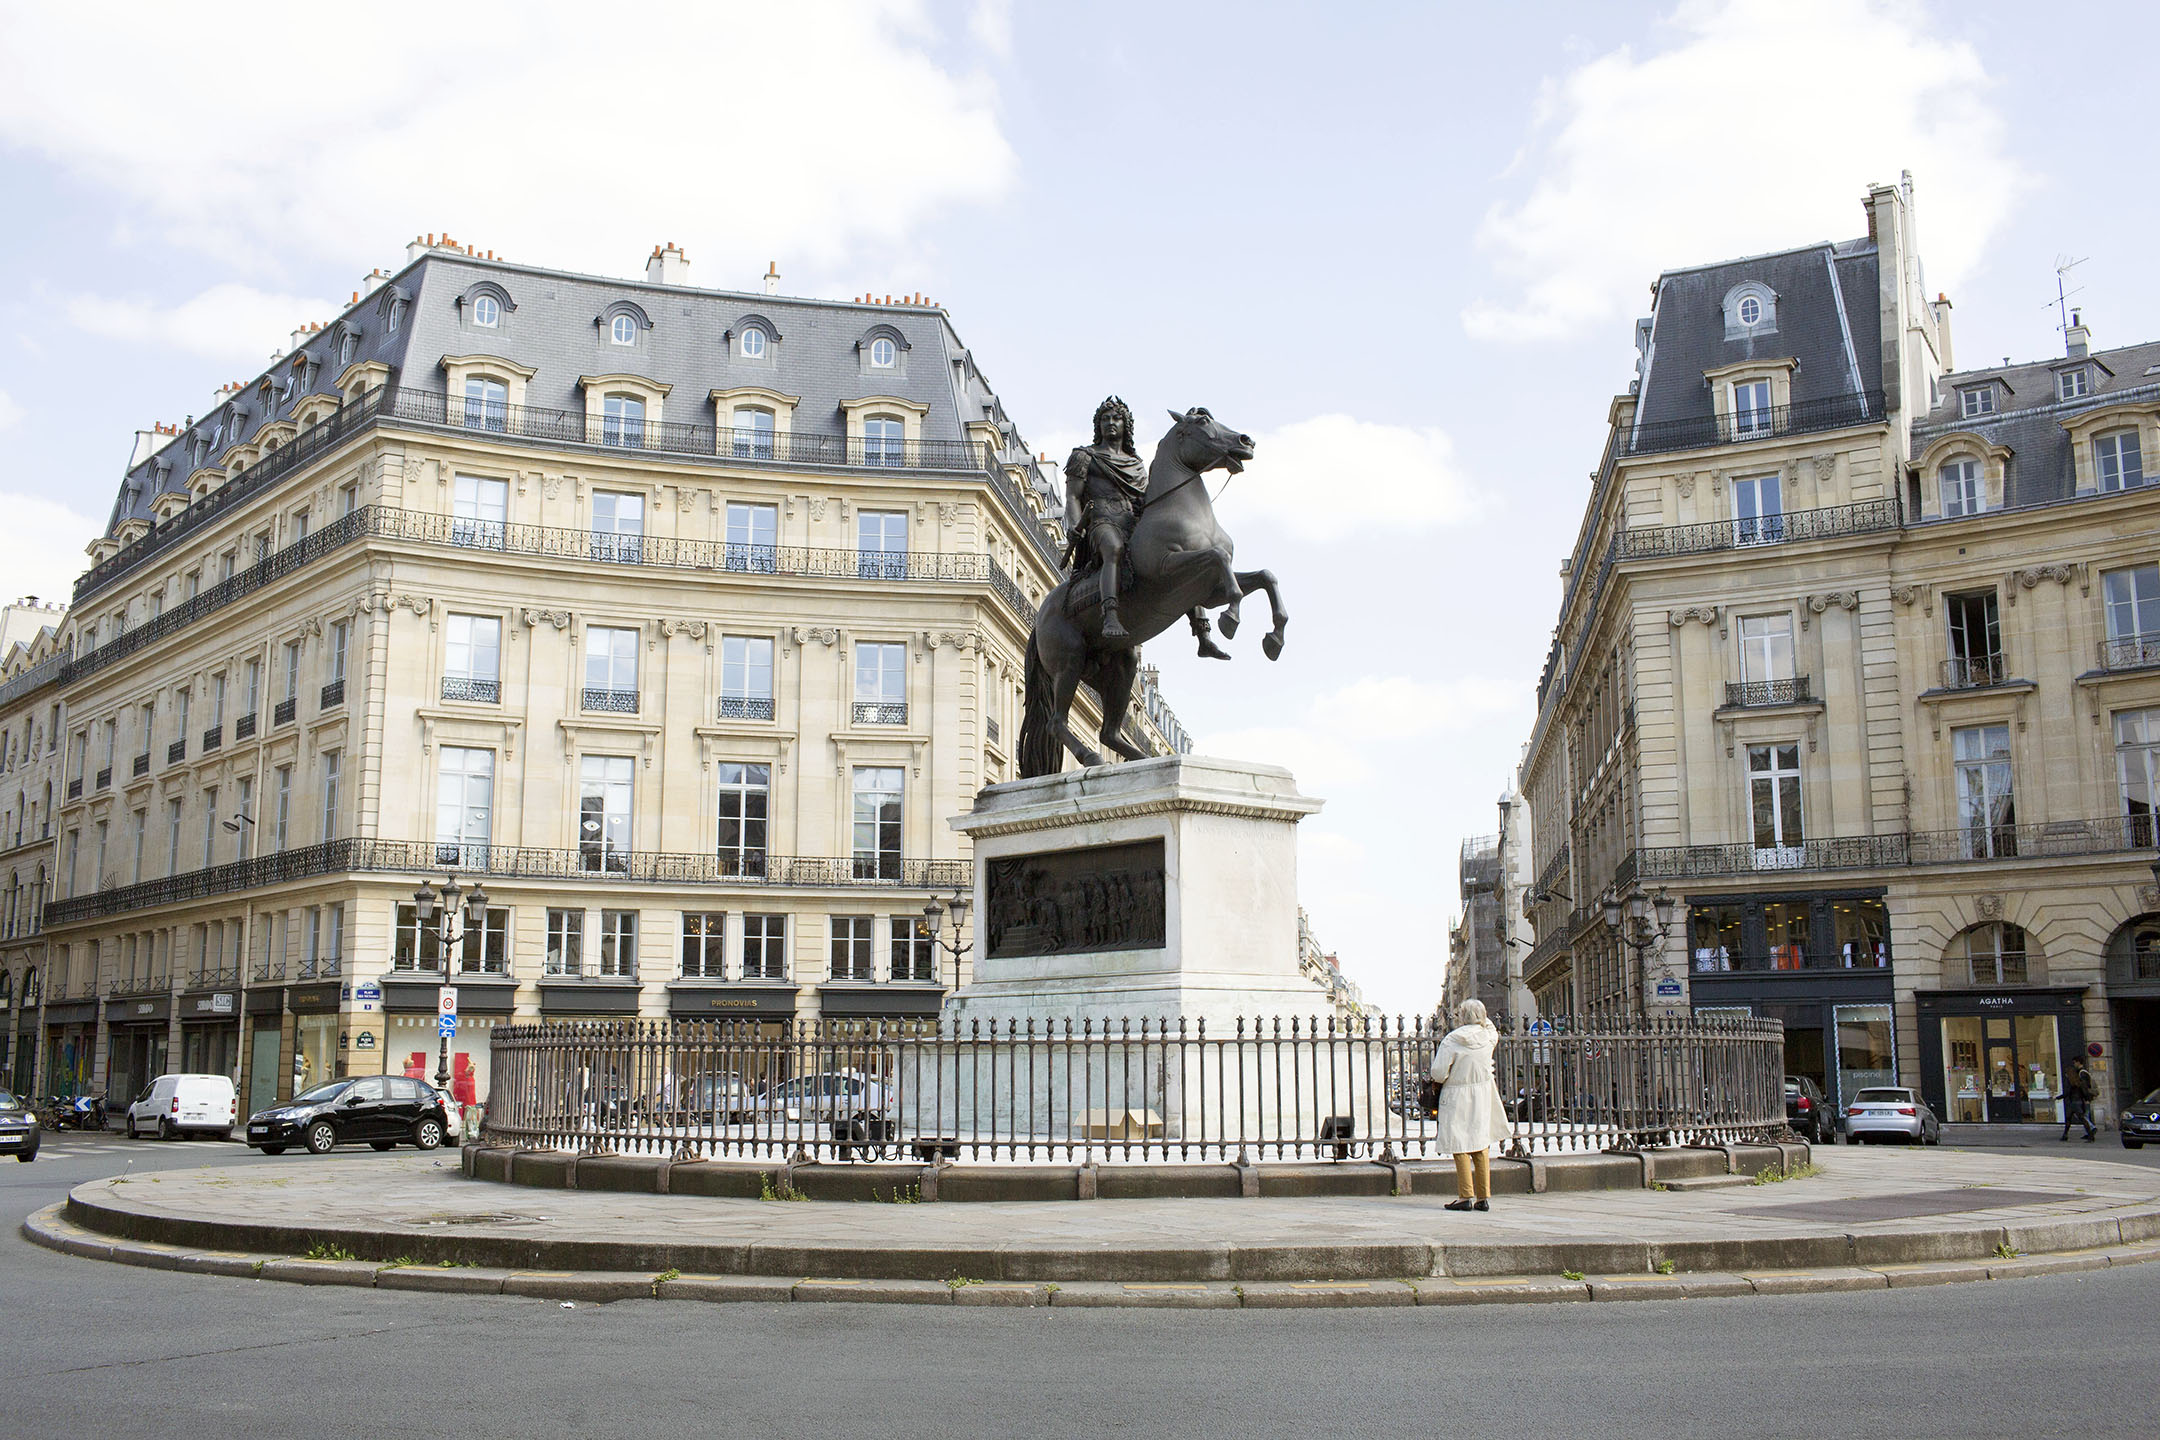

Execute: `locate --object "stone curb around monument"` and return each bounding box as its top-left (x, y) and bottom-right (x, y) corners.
top-left (455, 1140), bottom-right (1814, 1203)
top-left (24, 1198), bottom-right (2160, 1308)
top-left (22, 1204), bottom-right (2160, 1307)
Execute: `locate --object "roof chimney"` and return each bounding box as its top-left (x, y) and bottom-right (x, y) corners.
top-left (646, 242), bottom-right (690, 286)
top-left (2066, 307), bottom-right (2091, 360)
top-left (764, 261), bottom-right (780, 296)
top-left (1930, 292), bottom-right (1954, 373)
top-left (361, 268), bottom-right (390, 297)
top-left (129, 429), bottom-right (161, 467)
top-left (288, 324), bottom-right (310, 354)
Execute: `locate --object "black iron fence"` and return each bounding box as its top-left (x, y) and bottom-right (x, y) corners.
top-left (2100, 636), bottom-right (2160, 672)
top-left (1622, 814), bottom-right (2156, 884)
top-left (1940, 654), bottom-right (2009, 690)
top-left (1723, 676), bottom-right (1812, 708)
top-left (1618, 496), bottom-right (1901, 560)
top-left (1624, 390), bottom-right (1884, 457)
top-left (46, 836), bottom-right (972, 926)
top-left (481, 1012), bottom-right (1787, 1163)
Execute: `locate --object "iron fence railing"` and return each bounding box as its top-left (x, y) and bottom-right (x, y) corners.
top-left (1618, 496), bottom-right (1901, 560)
top-left (2100, 635), bottom-right (2160, 672)
top-left (234, 713), bottom-right (256, 740)
top-left (1940, 654), bottom-right (2009, 690)
top-left (273, 698), bottom-right (297, 725)
top-left (44, 836), bottom-right (973, 926)
top-left (1625, 815), bottom-right (2155, 882)
top-left (581, 687), bottom-right (639, 714)
top-left (718, 696), bottom-right (774, 721)
top-left (1624, 390), bottom-right (1884, 458)
top-left (320, 680), bottom-right (344, 709)
top-left (131, 754), bottom-right (150, 778)
top-left (852, 701), bottom-right (908, 726)
top-left (441, 677), bottom-right (499, 704)
top-left (0, 653), bottom-right (67, 710)
top-left (1723, 676), bottom-right (1812, 708)
top-left (480, 1012), bottom-right (1788, 1162)
top-left (105, 969), bottom-right (170, 998)
top-left (202, 724), bottom-right (222, 752)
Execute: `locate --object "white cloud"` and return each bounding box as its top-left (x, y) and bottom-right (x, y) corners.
top-left (0, 389), bottom-right (22, 432)
top-left (65, 283), bottom-right (338, 365)
top-left (0, 491), bottom-right (98, 603)
top-left (1234, 414), bottom-right (1477, 541)
top-left (968, 0), bottom-right (1014, 58)
top-left (1463, 0), bottom-right (2023, 342)
top-left (0, 2), bottom-right (1017, 286)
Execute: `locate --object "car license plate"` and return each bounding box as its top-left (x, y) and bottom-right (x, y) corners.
top-left (249, 1126), bottom-right (268, 1136)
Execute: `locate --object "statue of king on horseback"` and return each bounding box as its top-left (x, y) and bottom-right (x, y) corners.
top-left (1019, 399), bottom-right (1289, 779)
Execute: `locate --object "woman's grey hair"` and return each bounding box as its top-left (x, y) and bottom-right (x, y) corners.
top-left (1453, 998), bottom-right (1491, 1028)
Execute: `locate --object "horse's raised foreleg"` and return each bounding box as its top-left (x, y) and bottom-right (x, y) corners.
top-left (1206, 547), bottom-right (1247, 638)
top-left (1234, 568), bottom-right (1289, 660)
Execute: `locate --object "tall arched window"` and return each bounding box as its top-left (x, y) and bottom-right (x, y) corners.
top-left (1951, 922), bottom-right (2036, 986)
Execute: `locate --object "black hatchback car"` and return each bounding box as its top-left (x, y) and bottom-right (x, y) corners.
top-left (245, 1075), bottom-right (450, 1155)
top-left (0, 1088), bottom-right (39, 1162)
top-left (1785, 1075), bottom-right (1833, 1143)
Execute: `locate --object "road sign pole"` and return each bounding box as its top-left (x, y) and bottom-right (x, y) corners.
top-left (434, 987), bottom-right (458, 1098)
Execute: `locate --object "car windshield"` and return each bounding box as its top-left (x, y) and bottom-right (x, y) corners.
top-left (2137, 1089), bottom-right (2160, 1108)
top-left (1854, 1088), bottom-right (1911, 1103)
top-left (293, 1081), bottom-right (353, 1104)
top-left (0, 1089), bottom-right (17, 1108)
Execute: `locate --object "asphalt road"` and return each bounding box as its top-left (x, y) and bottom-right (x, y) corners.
top-left (5, 1133), bottom-right (2159, 1440)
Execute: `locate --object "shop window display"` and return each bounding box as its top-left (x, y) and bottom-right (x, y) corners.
top-left (1941, 1013), bottom-right (2062, 1123)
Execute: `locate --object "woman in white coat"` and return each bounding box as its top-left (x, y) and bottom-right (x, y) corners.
top-left (1428, 998), bottom-right (1512, 1212)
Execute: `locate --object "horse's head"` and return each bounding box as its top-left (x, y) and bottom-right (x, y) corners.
top-left (1162, 407), bottom-right (1255, 475)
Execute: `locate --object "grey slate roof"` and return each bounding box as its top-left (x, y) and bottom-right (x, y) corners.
top-left (1914, 338), bottom-right (2160, 509)
top-left (1633, 238), bottom-right (1882, 433)
top-left (106, 250), bottom-right (1063, 537)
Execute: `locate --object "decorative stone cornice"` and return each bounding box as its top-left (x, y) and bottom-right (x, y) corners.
top-left (1667, 606), bottom-right (1720, 629)
top-left (519, 608), bottom-right (572, 631)
top-left (660, 618), bottom-right (708, 642)
top-left (1801, 591), bottom-right (1860, 629)
top-left (2005, 562), bottom-right (2088, 604)
top-left (793, 625), bottom-right (840, 647)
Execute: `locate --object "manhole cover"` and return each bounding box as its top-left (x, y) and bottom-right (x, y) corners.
top-left (396, 1212), bottom-right (546, 1227)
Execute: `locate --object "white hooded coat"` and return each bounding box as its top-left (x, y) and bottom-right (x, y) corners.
top-left (1428, 1022), bottom-right (1512, 1155)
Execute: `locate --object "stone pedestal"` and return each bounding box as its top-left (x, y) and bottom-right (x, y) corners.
top-left (946, 755), bottom-right (1328, 1030)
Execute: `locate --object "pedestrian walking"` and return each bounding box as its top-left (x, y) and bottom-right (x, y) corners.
top-left (1429, 998), bottom-right (1514, 1212)
top-left (2062, 1065), bottom-right (2097, 1142)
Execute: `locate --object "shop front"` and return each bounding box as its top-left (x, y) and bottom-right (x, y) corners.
top-left (537, 980), bottom-right (642, 1020)
top-left (288, 982), bottom-right (342, 1094)
top-left (382, 977), bottom-right (515, 1109)
top-left (244, 989), bottom-right (282, 1116)
top-left (2105, 917), bottom-right (2160, 1114)
top-left (815, 984), bottom-right (946, 1023)
top-left (1917, 988), bottom-right (2087, 1126)
top-left (667, 985), bottom-right (799, 1092)
top-left (105, 994), bottom-right (171, 1107)
top-left (42, 998), bottom-right (95, 1098)
top-left (178, 990), bottom-right (240, 1078)
top-left (1686, 890), bottom-right (1897, 1113)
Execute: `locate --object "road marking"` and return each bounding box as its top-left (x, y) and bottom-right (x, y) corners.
top-left (1287, 1281), bottom-right (1371, 1290)
top-left (1122, 1283), bottom-right (1208, 1291)
top-left (797, 1278), bottom-right (863, 1287)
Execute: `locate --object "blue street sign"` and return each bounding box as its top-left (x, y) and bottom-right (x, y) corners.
top-left (438, 1015), bottom-right (459, 1038)
top-left (1529, 1019), bottom-right (1554, 1034)
top-left (355, 983), bottom-right (383, 1001)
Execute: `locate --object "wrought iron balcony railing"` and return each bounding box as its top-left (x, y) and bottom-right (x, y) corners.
top-left (985, 715), bottom-right (1001, 745)
top-left (234, 712), bottom-right (256, 739)
top-left (132, 753), bottom-right (149, 778)
top-left (1618, 496), bottom-right (1901, 561)
top-left (44, 837), bottom-right (974, 926)
top-left (166, 740), bottom-right (185, 764)
top-left (1939, 654), bottom-right (2009, 690)
top-left (273, 698), bottom-right (297, 725)
top-left (1723, 676), bottom-right (1813, 708)
top-left (2100, 635), bottom-right (2160, 672)
top-left (94, 767), bottom-right (111, 790)
top-left (441, 677), bottom-right (500, 704)
top-left (202, 724), bottom-right (222, 752)
top-left (852, 701), bottom-right (908, 726)
top-left (1623, 390), bottom-right (1885, 458)
top-left (582, 687), bottom-right (639, 714)
top-left (66, 778), bottom-right (81, 800)
top-left (106, 969), bottom-right (171, 997)
top-left (1621, 815), bottom-right (2154, 884)
top-left (296, 956), bottom-right (343, 980)
top-left (718, 695), bottom-right (774, 721)
top-left (319, 680), bottom-right (344, 709)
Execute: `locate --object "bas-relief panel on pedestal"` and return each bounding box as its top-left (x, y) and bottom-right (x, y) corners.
top-left (986, 839), bottom-right (1167, 959)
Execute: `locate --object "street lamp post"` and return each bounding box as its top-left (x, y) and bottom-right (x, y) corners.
top-left (921, 889), bottom-right (973, 996)
top-left (1601, 886), bottom-right (1677, 1016)
top-left (411, 871), bottom-right (489, 1093)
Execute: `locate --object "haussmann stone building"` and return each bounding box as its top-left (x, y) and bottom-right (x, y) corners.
top-left (1518, 175), bottom-right (2160, 1134)
top-left (13, 236), bottom-right (1194, 1116)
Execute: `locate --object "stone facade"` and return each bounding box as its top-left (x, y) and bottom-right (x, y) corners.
top-left (0, 601), bottom-right (68, 1095)
top-left (24, 241), bottom-right (1190, 1114)
top-left (1518, 176), bottom-right (2160, 1130)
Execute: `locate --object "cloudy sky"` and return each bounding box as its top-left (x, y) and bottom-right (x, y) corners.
top-left (0, 1), bottom-right (2150, 1013)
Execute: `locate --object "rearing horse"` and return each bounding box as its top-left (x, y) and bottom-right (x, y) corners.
top-left (1018, 407), bottom-right (1289, 777)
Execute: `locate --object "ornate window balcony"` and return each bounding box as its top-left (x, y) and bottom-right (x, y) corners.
top-left (442, 677), bottom-right (500, 704)
top-left (166, 741), bottom-right (185, 764)
top-left (1618, 497), bottom-right (1900, 561)
top-left (66, 778), bottom-right (82, 800)
top-left (852, 701), bottom-right (907, 726)
top-left (2100, 636), bottom-right (2160, 672)
top-left (1722, 676), bottom-right (1813, 709)
top-left (581, 687), bottom-right (639, 714)
top-left (132, 753), bottom-right (150, 778)
top-left (718, 695), bottom-right (774, 721)
top-left (202, 724), bottom-right (222, 752)
top-left (320, 680), bottom-right (345, 710)
top-left (234, 713), bottom-right (256, 740)
top-left (94, 767), bottom-right (111, 790)
top-left (273, 698), bottom-right (297, 725)
top-left (1940, 654), bottom-right (2009, 690)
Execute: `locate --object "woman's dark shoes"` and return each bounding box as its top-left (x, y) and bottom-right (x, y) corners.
top-left (1474, 1200), bottom-right (1490, 1212)
top-left (1445, 1199), bottom-right (1475, 1211)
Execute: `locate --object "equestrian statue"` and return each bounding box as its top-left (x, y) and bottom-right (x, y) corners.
top-left (1018, 397), bottom-right (1288, 778)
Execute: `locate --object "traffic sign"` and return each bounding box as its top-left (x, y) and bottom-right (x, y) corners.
top-left (439, 1014), bottom-right (459, 1038)
top-left (1528, 1019), bottom-right (1554, 1034)
top-left (438, 986), bottom-right (458, 1018)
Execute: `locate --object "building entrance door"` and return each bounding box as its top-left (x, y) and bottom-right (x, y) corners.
top-left (248, 1024), bottom-right (280, 1116)
top-left (1983, 1019), bottom-right (2022, 1121)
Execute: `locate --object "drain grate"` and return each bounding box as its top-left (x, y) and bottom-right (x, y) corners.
top-left (396, 1212), bottom-right (546, 1228)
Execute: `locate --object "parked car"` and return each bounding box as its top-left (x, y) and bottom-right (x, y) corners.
top-left (245, 1075), bottom-right (450, 1155)
top-left (751, 1071), bottom-right (891, 1122)
top-left (681, 1074), bottom-right (757, 1125)
top-left (2119, 1087), bottom-right (2160, 1149)
top-left (0, 1088), bottom-right (39, 1162)
top-left (125, 1074), bottom-right (238, 1141)
top-left (1785, 1075), bottom-right (1832, 1143)
top-left (1843, 1086), bottom-right (1940, 1144)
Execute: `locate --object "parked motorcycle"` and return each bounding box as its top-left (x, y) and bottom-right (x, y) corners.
top-left (43, 1094), bottom-right (104, 1131)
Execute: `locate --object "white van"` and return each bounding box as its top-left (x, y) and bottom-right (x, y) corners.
top-left (126, 1074), bottom-right (238, 1141)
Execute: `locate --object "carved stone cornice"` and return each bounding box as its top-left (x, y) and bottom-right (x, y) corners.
top-left (660, 619), bottom-right (708, 642)
top-left (1890, 584), bottom-right (1931, 615)
top-left (1667, 606), bottom-right (1720, 629)
top-left (1801, 591), bottom-right (1860, 629)
top-left (2005, 562), bottom-right (2088, 604)
top-left (519, 608), bottom-right (572, 631)
top-left (792, 625), bottom-right (840, 647)
top-left (390, 594), bottom-right (433, 619)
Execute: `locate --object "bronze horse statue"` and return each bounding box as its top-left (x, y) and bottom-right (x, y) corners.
top-left (1019, 407), bottom-right (1288, 776)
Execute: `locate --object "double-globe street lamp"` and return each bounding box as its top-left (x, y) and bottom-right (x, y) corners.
top-left (411, 872), bottom-right (489, 1095)
top-left (1602, 886), bottom-right (1677, 1016)
top-left (920, 889), bottom-right (973, 997)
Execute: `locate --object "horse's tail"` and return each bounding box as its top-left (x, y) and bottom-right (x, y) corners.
top-left (1017, 630), bottom-right (1063, 779)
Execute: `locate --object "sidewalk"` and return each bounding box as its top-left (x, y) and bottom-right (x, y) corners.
top-left (26, 1143), bottom-right (2160, 1306)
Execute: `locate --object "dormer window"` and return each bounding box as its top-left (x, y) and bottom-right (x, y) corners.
top-left (1959, 386), bottom-right (1995, 418)
top-left (1731, 378), bottom-right (1772, 438)
top-left (1941, 458), bottom-right (1983, 518)
top-left (870, 337), bottom-right (895, 368)
top-left (741, 327), bottom-right (767, 359)
top-left (2097, 429), bottom-right (2145, 492)
top-left (1721, 282), bottom-right (1778, 340)
top-left (2059, 367), bottom-right (2090, 401)
top-left (473, 294), bottom-right (500, 327)
top-left (610, 314), bottom-right (636, 346)
top-left (1736, 295), bottom-right (1761, 326)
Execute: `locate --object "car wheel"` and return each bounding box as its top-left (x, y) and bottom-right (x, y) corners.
top-left (260, 1145), bottom-right (287, 1156)
top-left (15, 1150), bottom-right (32, 1162)
top-left (2126, 1140), bottom-right (2144, 1150)
top-left (126, 1116), bottom-right (139, 1140)
top-left (412, 1117), bottom-right (443, 1151)
top-left (304, 1121), bottom-right (337, 1155)
top-left (159, 1118), bottom-right (176, 1141)
top-left (370, 1140), bottom-right (396, 1152)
